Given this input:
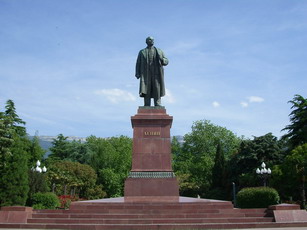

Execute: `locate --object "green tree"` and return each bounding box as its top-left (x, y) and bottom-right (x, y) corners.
top-left (282, 94), bottom-right (307, 149)
top-left (46, 161), bottom-right (105, 199)
top-left (4, 99), bottom-right (26, 136)
top-left (48, 134), bottom-right (71, 161)
top-left (48, 135), bottom-right (91, 164)
top-left (173, 120), bottom-right (241, 197)
top-left (65, 140), bottom-right (91, 164)
top-left (87, 135), bottom-right (132, 197)
top-left (230, 133), bottom-right (284, 188)
top-left (1, 134), bottom-right (30, 206)
top-left (0, 100), bottom-right (29, 206)
top-left (25, 133), bottom-right (48, 205)
top-left (0, 111), bottom-right (13, 169)
top-left (285, 144), bottom-right (307, 208)
top-left (206, 143), bottom-right (229, 200)
top-left (172, 137), bottom-right (199, 195)
top-left (28, 135), bottom-right (46, 167)
top-left (212, 143), bottom-right (225, 189)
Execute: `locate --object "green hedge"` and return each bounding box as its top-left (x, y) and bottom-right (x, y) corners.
top-left (32, 192), bottom-right (60, 209)
top-left (237, 187), bottom-right (280, 208)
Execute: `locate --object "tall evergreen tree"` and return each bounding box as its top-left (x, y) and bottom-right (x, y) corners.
top-left (0, 100), bottom-right (29, 206)
top-left (0, 112), bottom-right (14, 205)
top-left (1, 134), bottom-right (29, 206)
top-left (27, 135), bottom-right (46, 167)
top-left (48, 134), bottom-right (71, 161)
top-left (212, 142), bottom-right (225, 189)
top-left (282, 94), bottom-right (307, 149)
top-left (4, 99), bottom-right (26, 137)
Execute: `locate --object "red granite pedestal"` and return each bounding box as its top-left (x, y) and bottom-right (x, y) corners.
top-left (124, 107), bottom-right (179, 202)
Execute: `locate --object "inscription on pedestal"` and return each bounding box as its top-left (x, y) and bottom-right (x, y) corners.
top-left (144, 131), bottom-right (161, 136)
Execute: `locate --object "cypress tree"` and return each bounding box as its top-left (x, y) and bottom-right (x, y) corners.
top-left (212, 142), bottom-right (225, 189)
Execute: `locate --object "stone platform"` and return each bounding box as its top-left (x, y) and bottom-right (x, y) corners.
top-left (1, 198), bottom-right (307, 229)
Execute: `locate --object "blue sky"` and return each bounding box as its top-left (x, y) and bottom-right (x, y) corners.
top-left (0, 0), bottom-right (306, 139)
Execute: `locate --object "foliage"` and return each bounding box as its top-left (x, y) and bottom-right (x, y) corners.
top-left (206, 143), bottom-right (229, 200)
top-left (0, 112), bottom-right (14, 204)
top-left (83, 185), bottom-right (107, 200)
top-left (48, 134), bottom-right (91, 164)
top-left (27, 135), bottom-right (46, 168)
top-left (26, 134), bottom-right (48, 205)
top-left (237, 187), bottom-right (280, 208)
top-left (182, 120), bottom-right (241, 159)
top-left (175, 173), bottom-right (199, 197)
top-left (58, 195), bottom-right (76, 209)
top-left (48, 134), bottom-right (71, 161)
top-left (173, 120), bottom-right (241, 197)
top-left (0, 112), bottom-right (13, 167)
top-left (212, 142), bottom-right (225, 189)
top-left (282, 94), bottom-right (307, 149)
top-left (27, 170), bottom-right (49, 206)
top-left (87, 135), bottom-right (132, 197)
top-left (4, 100), bottom-right (26, 136)
top-left (285, 144), bottom-right (307, 208)
top-left (66, 140), bottom-right (91, 164)
top-left (0, 100), bottom-right (29, 206)
top-left (46, 161), bottom-right (102, 199)
top-left (32, 192), bottom-right (60, 209)
top-left (230, 133), bottom-right (285, 188)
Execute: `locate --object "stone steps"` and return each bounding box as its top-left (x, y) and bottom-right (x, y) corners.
top-left (32, 212), bottom-right (256, 219)
top-left (27, 217), bottom-right (274, 224)
top-left (24, 200), bottom-right (274, 228)
top-left (1, 198), bottom-right (307, 229)
top-left (2, 222), bottom-right (307, 230)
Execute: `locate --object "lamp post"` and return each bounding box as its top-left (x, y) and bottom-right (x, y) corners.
top-left (29, 160), bottom-right (48, 195)
top-left (256, 162), bottom-right (271, 187)
top-left (34, 160), bottom-right (47, 173)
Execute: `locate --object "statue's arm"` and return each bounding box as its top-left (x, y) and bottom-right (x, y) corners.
top-left (159, 50), bottom-right (169, 66)
top-left (135, 52), bottom-right (141, 79)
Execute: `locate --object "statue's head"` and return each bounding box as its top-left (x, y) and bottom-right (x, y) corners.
top-left (146, 36), bottom-right (154, 46)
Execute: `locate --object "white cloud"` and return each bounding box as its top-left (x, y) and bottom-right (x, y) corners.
top-left (166, 40), bottom-right (201, 54)
top-left (248, 96), bottom-right (264, 103)
top-left (164, 89), bottom-right (175, 104)
top-left (212, 101), bottom-right (220, 108)
top-left (240, 102), bottom-right (249, 108)
top-left (94, 88), bottom-right (136, 103)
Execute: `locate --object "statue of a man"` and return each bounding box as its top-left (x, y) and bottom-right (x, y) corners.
top-left (135, 36), bottom-right (169, 106)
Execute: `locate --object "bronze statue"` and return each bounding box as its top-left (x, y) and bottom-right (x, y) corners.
top-left (135, 37), bottom-right (169, 106)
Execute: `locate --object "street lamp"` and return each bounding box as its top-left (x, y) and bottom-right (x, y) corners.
top-left (256, 162), bottom-right (271, 187)
top-left (34, 160), bottom-right (47, 173)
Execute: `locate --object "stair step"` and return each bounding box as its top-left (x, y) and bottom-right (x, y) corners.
top-left (2, 221), bottom-right (307, 230)
top-left (27, 217), bottom-right (274, 224)
top-left (32, 212), bottom-right (248, 219)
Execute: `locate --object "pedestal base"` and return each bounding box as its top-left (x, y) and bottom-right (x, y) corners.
top-left (124, 177), bottom-right (179, 200)
top-left (124, 107), bottom-right (179, 202)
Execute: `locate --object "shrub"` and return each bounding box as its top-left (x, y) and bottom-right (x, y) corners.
top-left (58, 195), bottom-right (78, 209)
top-left (237, 187), bottom-right (280, 208)
top-left (32, 192), bottom-right (60, 209)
